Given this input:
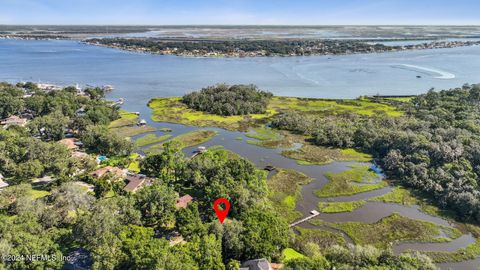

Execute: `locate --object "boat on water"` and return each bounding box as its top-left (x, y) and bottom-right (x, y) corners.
top-left (102, 84), bottom-right (114, 91)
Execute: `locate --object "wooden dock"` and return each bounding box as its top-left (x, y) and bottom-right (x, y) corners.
top-left (289, 210), bottom-right (320, 227)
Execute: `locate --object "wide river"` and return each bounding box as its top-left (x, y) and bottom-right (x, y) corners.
top-left (1, 39), bottom-right (480, 269)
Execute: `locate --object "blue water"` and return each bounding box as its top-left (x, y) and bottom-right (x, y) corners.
top-left (2, 39), bottom-right (480, 114)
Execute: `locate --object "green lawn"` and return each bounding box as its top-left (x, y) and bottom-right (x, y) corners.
top-left (30, 189), bottom-right (50, 199)
top-left (282, 248), bottom-right (305, 262)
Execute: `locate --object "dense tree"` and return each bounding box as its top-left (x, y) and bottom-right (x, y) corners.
top-left (81, 125), bottom-right (133, 156)
top-left (28, 111), bottom-right (69, 141)
top-left (134, 184), bottom-right (177, 227)
top-left (182, 84), bottom-right (273, 116)
top-left (140, 141), bottom-right (184, 183)
top-left (175, 202), bottom-right (206, 240)
top-left (239, 209), bottom-right (289, 261)
top-left (0, 94), bottom-right (23, 119)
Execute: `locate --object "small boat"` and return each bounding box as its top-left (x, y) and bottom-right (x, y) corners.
top-left (102, 85), bottom-right (114, 91)
top-left (138, 119), bottom-right (147, 126)
top-left (264, 165), bottom-right (276, 171)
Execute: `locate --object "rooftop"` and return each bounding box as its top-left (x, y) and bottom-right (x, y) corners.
top-left (175, 194), bottom-right (193, 209)
top-left (58, 138), bottom-right (79, 150)
top-left (124, 174), bottom-right (152, 192)
top-left (90, 166), bottom-right (126, 178)
top-left (1, 115), bottom-right (28, 127)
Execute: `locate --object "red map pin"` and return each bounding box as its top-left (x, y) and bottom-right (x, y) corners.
top-left (213, 198), bottom-right (230, 224)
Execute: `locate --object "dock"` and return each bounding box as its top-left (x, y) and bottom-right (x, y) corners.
top-left (289, 210), bottom-right (320, 227)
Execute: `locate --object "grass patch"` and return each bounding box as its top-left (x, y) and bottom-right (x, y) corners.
top-left (369, 186), bottom-right (419, 205)
top-left (293, 227), bottom-right (346, 251)
top-left (109, 110), bottom-right (139, 128)
top-left (268, 169), bottom-right (313, 223)
top-left (135, 134), bottom-right (172, 147)
top-left (246, 126), bottom-right (283, 141)
top-left (318, 200), bottom-right (366, 213)
top-left (171, 130), bottom-right (218, 149)
top-left (108, 110), bottom-right (154, 138)
top-left (110, 125), bottom-right (156, 137)
top-left (282, 248), bottom-right (305, 262)
top-left (148, 96), bottom-right (403, 132)
top-left (144, 130), bottom-right (218, 153)
top-left (269, 96), bottom-right (404, 117)
top-left (331, 213), bottom-right (459, 249)
top-left (282, 145), bottom-right (372, 165)
top-left (315, 165), bottom-right (386, 197)
top-left (127, 160), bottom-right (140, 173)
top-left (30, 189), bottom-right (50, 199)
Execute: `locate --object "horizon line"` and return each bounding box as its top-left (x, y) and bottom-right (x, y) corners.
top-left (2, 24), bottom-right (480, 27)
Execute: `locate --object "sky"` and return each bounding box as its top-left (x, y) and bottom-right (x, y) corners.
top-left (1, 0), bottom-right (479, 25)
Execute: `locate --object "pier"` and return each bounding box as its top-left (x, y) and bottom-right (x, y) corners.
top-left (289, 210), bottom-right (320, 227)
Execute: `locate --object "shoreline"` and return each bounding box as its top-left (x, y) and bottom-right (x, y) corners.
top-left (84, 38), bottom-right (480, 58)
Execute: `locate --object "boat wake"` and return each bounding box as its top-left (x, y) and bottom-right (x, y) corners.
top-left (392, 64), bottom-right (456, 79)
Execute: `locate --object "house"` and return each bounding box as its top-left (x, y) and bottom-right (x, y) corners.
top-left (175, 194), bottom-right (193, 209)
top-left (123, 173), bottom-right (153, 193)
top-left (1, 115), bottom-right (28, 127)
top-left (90, 166), bottom-right (126, 179)
top-left (240, 259), bottom-right (273, 270)
top-left (58, 138), bottom-right (79, 151)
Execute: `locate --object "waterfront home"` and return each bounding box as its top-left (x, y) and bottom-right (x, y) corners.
top-left (58, 138), bottom-right (80, 151)
top-left (1, 115), bottom-right (28, 127)
top-left (90, 166), bottom-right (127, 179)
top-left (175, 194), bottom-right (193, 209)
top-left (123, 173), bottom-right (153, 192)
